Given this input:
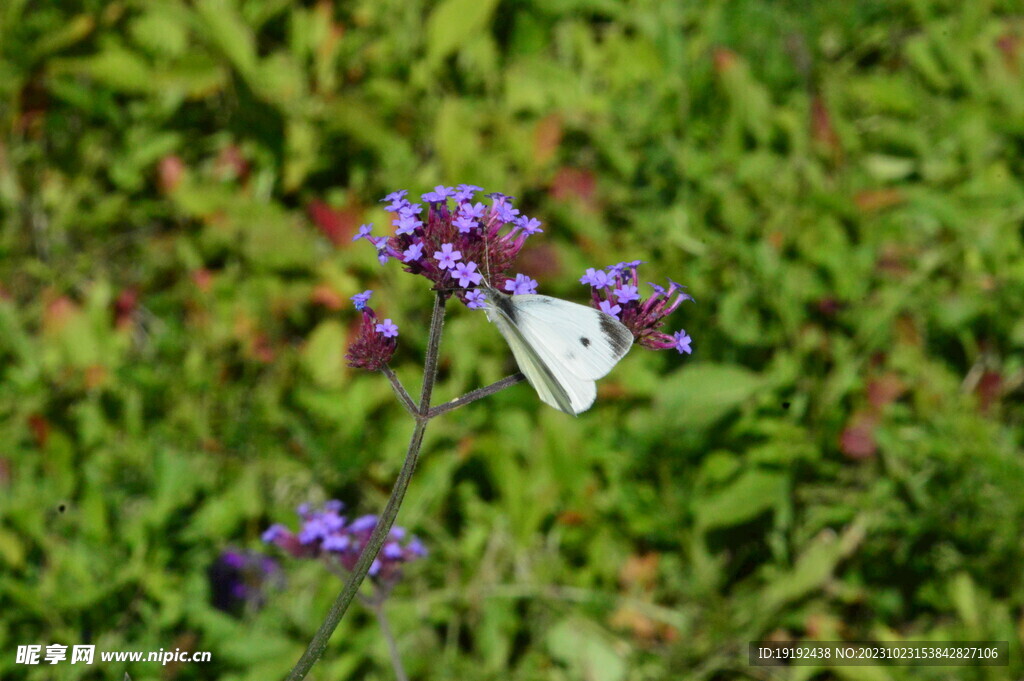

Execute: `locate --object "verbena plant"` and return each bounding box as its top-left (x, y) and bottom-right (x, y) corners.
top-left (264, 184), bottom-right (693, 679)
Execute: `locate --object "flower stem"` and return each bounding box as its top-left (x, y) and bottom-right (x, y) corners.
top-left (381, 364), bottom-right (418, 416)
top-left (372, 600), bottom-right (409, 681)
top-left (427, 373), bottom-right (526, 418)
top-left (285, 292), bottom-right (446, 681)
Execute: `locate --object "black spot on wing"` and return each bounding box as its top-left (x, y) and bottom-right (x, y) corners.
top-left (490, 290), bottom-right (518, 323)
top-left (600, 314), bottom-right (633, 357)
top-left (580, 337), bottom-right (591, 347)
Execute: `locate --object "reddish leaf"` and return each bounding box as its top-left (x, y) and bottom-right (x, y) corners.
top-left (514, 242), bottom-right (562, 281)
top-left (43, 296), bottom-right (78, 334)
top-left (975, 370), bottom-right (1002, 413)
top-left (811, 95), bottom-right (843, 164)
top-left (854, 188), bottom-right (904, 214)
top-left (876, 244), bottom-right (912, 277)
top-left (712, 47), bottom-right (738, 73)
top-left (867, 373), bottom-right (905, 410)
top-left (84, 365), bottom-right (108, 390)
top-left (895, 315), bottom-right (922, 347)
top-left (549, 167), bottom-right (596, 208)
top-left (310, 284), bottom-right (344, 310)
top-left (16, 78), bottom-right (48, 137)
top-left (250, 333), bottom-right (275, 364)
top-left (556, 510), bottom-right (587, 526)
top-left (840, 411), bottom-right (878, 460)
top-left (27, 414), bottom-right (49, 448)
top-left (114, 288), bottom-right (139, 329)
top-left (996, 32), bottom-right (1020, 72)
top-left (532, 114), bottom-right (563, 165)
top-left (619, 552), bottom-right (659, 590)
top-left (214, 145), bottom-right (250, 182)
top-left (158, 155), bottom-right (185, 193)
top-left (307, 200), bottom-right (361, 246)
top-left (609, 606), bottom-right (659, 641)
top-left (191, 269), bottom-right (214, 292)
top-left (815, 297), bottom-right (844, 318)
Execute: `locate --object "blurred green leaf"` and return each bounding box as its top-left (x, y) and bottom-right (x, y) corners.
top-left (694, 467), bottom-right (788, 531)
top-left (655, 363), bottom-right (765, 430)
top-left (426, 0), bottom-right (500, 66)
top-left (546, 617), bottom-right (627, 681)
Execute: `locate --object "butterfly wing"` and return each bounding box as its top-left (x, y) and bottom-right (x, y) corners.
top-left (510, 295), bottom-right (633, 380)
top-left (484, 290), bottom-right (632, 415)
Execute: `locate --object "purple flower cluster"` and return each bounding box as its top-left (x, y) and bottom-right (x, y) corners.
top-left (356, 185), bottom-right (544, 306)
top-left (350, 184), bottom-right (695, 359)
top-left (208, 549), bottom-right (282, 614)
top-left (345, 290), bottom-right (399, 370)
top-left (581, 262), bottom-right (694, 353)
top-left (262, 501), bottom-right (427, 589)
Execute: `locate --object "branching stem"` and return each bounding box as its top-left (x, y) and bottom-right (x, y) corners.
top-left (288, 291), bottom-right (517, 681)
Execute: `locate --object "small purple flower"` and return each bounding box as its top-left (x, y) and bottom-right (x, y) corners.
top-left (516, 216), bottom-right (543, 236)
top-left (375, 319), bottom-right (399, 338)
top-left (434, 243), bottom-right (462, 270)
top-left (402, 242), bottom-right (424, 262)
top-left (580, 268), bottom-right (611, 289)
top-left (357, 185), bottom-right (540, 303)
top-left (666, 279), bottom-right (694, 303)
top-left (209, 549), bottom-right (282, 615)
top-left (351, 290), bottom-right (373, 310)
top-left (608, 260), bottom-right (644, 274)
top-left (381, 189), bottom-right (408, 209)
top-left (453, 261), bottom-right (483, 287)
top-left (346, 306), bottom-right (397, 371)
top-left (349, 514), bottom-right (377, 532)
top-left (460, 202), bottom-right (487, 219)
top-left (353, 224), bottom-right (373, 242)
top-left (322, 534), bottom-right (351, 552)
top-left (504, 273), bottom-right (538, 295)
top-left (585, 262), bottom-right (694, 351)
top-left (454, 184), bottom-right (483, 202)
top-left (673, 330), bottom-right (693, 354)
top-left (394, 214), bottom-right (422, 236)
top-left (454, 215), bottom-right (477, 233)
top-left (422, 185), bottom-right (455, 203)
top-left (262, 501), bottom-right (427, 592)
top-left (598, 300), bottom-right (622, 318)
top-left (614, 285), bottom-right (639, 304)
top-left (367, 236), bottom-right (392, 265)
top-left (494, 202), bottom-right (520, 224)
top-left (465, 289), bottom-right (488, 309)
top-left (262, 524), bottom-right (288, 543)
top-left (299, 516), bottom-right (329, 544)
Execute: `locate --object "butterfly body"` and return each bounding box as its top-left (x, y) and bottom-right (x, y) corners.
top-left (482, 286), bottom-right (633, 415)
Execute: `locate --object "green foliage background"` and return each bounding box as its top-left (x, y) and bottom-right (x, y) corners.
top-left (2, 0), bottom-right (1023, 679)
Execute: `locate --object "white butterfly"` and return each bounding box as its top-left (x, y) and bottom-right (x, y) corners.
top-left (481, 286), bottom-right (634, 415)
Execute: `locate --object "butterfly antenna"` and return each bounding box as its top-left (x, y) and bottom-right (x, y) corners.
top-left (481, 223), bottom-right (495, 290)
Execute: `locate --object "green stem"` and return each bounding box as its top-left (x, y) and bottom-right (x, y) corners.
top-left (427, 373), bottom-right (526, 418)
top-left (381, 364), bottom-right (418, 417)
top-left (285, 292), bottom-right (447, 681)
top-left (372, 600), bottom-right (409, 681)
